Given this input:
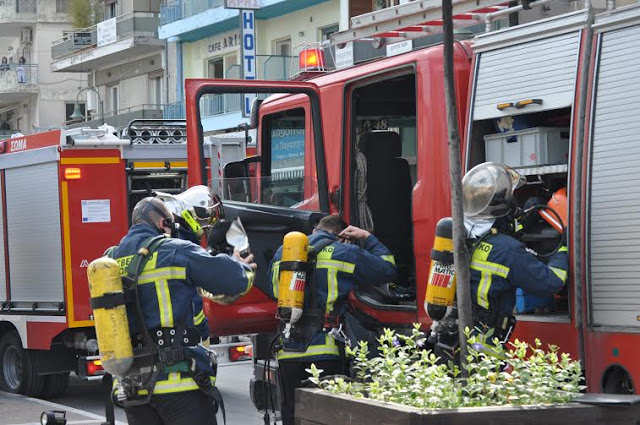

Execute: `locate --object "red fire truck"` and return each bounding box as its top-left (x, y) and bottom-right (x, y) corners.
top-left (184, 0), bottom-right (640, 404)
top-left (0, 120), bottom-right (253, 397)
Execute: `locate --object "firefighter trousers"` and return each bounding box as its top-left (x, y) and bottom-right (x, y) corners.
top-left (124, 389), bottom-right (218, 425)
top-left (279, 359), bottom-right (342, 425)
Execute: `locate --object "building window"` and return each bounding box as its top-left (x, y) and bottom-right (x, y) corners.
top-left (66, 102), bottom-right (86, 122)
top-left (108, 85), bottom-right (119, 113)
top-left (275, 39), bottom-right (291, 57)
top-left (105, 1), bottom-right (118, 19)
top-left (56, 0), bottom-right (68, 14)
top-left (16, 0), bottom-right (37, 13)
top-left (320, 24), bottom-right (339, 41)
top-left (149, 75), bottom-right (162, 105)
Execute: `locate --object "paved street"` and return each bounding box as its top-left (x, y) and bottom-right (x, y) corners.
top-left (48, 362), bottom-right (264, 425)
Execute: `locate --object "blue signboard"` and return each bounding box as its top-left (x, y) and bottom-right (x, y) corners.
top-left (271, 128), bottom-right (304, 172)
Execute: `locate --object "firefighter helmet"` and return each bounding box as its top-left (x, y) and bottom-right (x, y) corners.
top-left (462, 162), bottom-right (525, 219)
top-left (131, 197), bottom-right (174, 232)
top-left (156, 186), bottom-right (223, 223)
top-left (155, 186), bottom-right (224, 239)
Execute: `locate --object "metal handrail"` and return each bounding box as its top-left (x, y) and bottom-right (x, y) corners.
top-left (160, 0), bottom-right (225, 25)
top-left (52, 12), bottom-right (160, 46)
top-left (83, 103), bottom-right (164, 122)
top-left (0, 64), bottom-right (38, 86)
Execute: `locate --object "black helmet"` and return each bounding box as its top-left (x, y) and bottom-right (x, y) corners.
top-left (132, 197), bottom-right (174, 233)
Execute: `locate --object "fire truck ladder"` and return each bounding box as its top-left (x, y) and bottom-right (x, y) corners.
top-left (330, 0), bottom-right (561, 46)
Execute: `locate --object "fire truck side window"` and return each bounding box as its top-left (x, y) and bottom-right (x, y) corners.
top-left (261, 108), bottom-right (308, 208)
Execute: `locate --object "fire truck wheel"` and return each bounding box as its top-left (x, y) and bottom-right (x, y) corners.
top-left (0, 331), bottom-right (45, 397)
top-left (603, 366), bottom-right (634, 395)
top-left (41, 373), bottom-right (70, 399)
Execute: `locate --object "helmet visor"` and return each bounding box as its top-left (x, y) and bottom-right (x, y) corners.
top-left (463, 162), bottom-right (524, 218)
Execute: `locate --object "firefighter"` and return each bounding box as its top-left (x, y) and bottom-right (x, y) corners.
top-left (110, 197), bottom-right (256, 425)
top-left (462, 162), bottom-right (568, 343)
top-left (155, 186), bottom-right (224, 344)
top-left (268, 215), bottom-right (397, 425)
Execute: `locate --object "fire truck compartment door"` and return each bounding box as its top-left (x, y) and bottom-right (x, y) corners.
top-left (222, 201), bottom-right (325, 298)
top-left (589, 23), bottom-right (640, 328)
top-left (0, 172), bottom-right (5, 303)
top-left (6, 161), bottom-right (64, 303)
top-left (472, 31), bottom-right (581, 121)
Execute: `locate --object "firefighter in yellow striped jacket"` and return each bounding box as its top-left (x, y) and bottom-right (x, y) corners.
top-left (268, 215), bottom-right (397, 425)
top-left (463, 163), bottom-right (568, 342)
top-left (110, 197), bottom-right (256, 425)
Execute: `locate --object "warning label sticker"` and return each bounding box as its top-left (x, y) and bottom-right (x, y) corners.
top-left (429, 263), bottom-right (455, 288)
top-left (289, 271), bottom-right (306, 291)
top-left (81, 200), bottom-right (111, 223)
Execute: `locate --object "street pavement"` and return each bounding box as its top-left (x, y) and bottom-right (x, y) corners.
top-left (7, 362), bottom-right (266, 425)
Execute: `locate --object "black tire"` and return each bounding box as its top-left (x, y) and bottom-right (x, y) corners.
top-left (603, 367), bottom-right (634, 394)
top-left (0, 331), bottom-right (45, 397)
top-left (41, 372), bottom-right (70, 399)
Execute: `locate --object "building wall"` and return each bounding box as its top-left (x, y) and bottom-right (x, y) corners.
top-left (93, 52), bottom-right (164, 114)
top-left (0, 1), bottom-right (81, 133)
top-left (120, 0), bottom-right (161, 16)
top-left (181, 0), bottom-right (340, 81)
top-left (183, 29), bottom-right (241, 79)
top-left (258, 0), bottom-right (340, 55)
top-left (34, 22), bottom-right (84, 129)
top-left (166, 40), bottom-right (179, 104)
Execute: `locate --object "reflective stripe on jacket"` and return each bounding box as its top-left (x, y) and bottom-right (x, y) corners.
top-left (470, 232), bottom-right (568, 321)
top-left (268, 230), bottom-right (397, 362)
top-left (111, 223), bottom-right (254, 394)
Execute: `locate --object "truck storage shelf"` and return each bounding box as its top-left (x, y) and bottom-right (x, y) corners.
top-left (514, 164), bottom-right (568, 176)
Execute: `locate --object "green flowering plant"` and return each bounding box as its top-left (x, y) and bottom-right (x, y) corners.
top-left (307, 324), bottom-right (585, 409)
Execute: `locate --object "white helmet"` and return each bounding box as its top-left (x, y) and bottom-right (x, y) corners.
top-left (155, 186), bottom-right (223, 235)
top-left (462, 162), bottom-right (525, 219)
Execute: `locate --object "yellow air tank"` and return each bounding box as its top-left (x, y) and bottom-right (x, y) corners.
top-left (424, 217), bottom-right (457, 321)
top-left (87, 257), bottom-right (134, 377)
top-left (277, 231), bottom-right (309, 330)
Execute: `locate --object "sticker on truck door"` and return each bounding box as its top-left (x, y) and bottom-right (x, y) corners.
top-left (81, 200), bottom-right (111, 223)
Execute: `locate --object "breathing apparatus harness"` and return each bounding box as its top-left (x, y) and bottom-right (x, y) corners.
top-left (102, 234), bottom-right (226, 422)
top-left (427, 204), bottom-right (565, 362)
top-left (262, 236), bottom-right (349, 425)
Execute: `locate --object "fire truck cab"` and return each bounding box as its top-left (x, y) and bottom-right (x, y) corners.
top-left (186, 40), bottom-right (472, 340)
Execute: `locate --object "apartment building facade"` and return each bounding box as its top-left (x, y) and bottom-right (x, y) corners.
top-left (51, 0), bottom-right (166, 130)
top-left (159, 0), bottom-right (340, 133)
top-left (0, 0), bottom-right (80, 137)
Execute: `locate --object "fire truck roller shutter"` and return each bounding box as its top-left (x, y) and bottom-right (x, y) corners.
top-left (362, 131), bottom-right (413, 286)
top-left (589, 23), bottom-right (640, 328)
top-left (6, 161), bottom-right (64, 304)
top-left (473, 30), bottom-right (581, 121)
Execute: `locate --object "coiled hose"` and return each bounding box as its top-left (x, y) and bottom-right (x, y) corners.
top-left (355, 149), bottom-right (374, 233)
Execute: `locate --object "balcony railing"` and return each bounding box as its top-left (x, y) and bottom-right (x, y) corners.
top-left (161, 0), bottom-right (225, 25)
top-left (0, 64), bottom-right (38, 91)
top-left (163, 55), bottom-right (298, 120)
top-left (52, 12), bottom-right (160, 61)
top-left (69, 104), bottom-right (164, 129)
top-left (0, 130), bottom-right (19, 141)
top-left (165, 93), bottom-right (271, 120)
